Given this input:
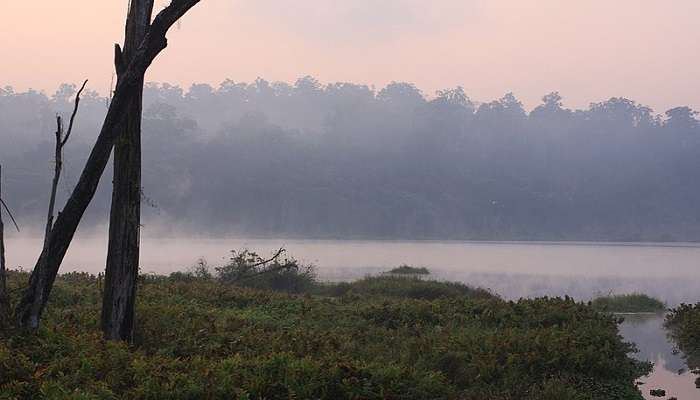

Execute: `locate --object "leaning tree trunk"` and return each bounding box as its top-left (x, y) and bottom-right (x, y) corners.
top-left (102, 0), bottom-right (153, 342)
top-left (15, 0), bottom-right (202, 330)
top-left (0, 165), bottom-right (10, 328)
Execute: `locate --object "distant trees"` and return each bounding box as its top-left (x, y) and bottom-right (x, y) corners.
top-left (1, 79), bottom-right (700, 242)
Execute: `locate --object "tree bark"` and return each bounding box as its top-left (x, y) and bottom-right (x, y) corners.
top-left (102, 0), bottom-right (153, 342)
top-left (15, 0), bottom-right (202, 330)
top-left (0, 164), bottom-right (9, 329)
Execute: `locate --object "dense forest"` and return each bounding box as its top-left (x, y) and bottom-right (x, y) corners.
top-left (1, 78), bottom-right (699, 241)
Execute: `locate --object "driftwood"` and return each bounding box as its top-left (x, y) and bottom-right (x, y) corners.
top-left (15, 0), bottom-right (202, 330)
top-left (102, 0), bottom-right (153, 342)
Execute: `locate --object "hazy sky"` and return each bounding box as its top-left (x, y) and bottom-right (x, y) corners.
top-left (2, 0), bottom-right (699, 111)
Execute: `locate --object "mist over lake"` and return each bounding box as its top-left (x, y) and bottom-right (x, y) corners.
top-left (7, 235), bottom-right (700, 305)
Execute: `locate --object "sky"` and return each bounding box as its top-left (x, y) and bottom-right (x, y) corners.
top-left (1, 0), bottom-right (699, 112)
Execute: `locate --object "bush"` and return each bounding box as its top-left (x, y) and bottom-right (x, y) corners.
top-left (215, 249), bottom-right (317, 294)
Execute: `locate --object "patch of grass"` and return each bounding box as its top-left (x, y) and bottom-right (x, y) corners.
top-left (386, 265), bottom-right (430, 275)
top-left (0, 270), bottom-right (651, 400)
top-left (590, 293), bottom-right (665, 313)
top-left (318, 275), bottom-right (495, 301)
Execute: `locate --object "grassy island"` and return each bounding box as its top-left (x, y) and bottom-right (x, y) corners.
top-left (590, 293), bottom-right (666, 314)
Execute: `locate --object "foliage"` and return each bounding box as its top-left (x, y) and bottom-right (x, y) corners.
top-left (0, 270), bottom-right (651, 399)
top-left (590, 293), bottom-right (666, 313)
top-left (665, 303), bottom-right (700, 373)
top-left (216, 249), bottom-right (317, 294)
top-left (169, 250), bottom-right (317, 294)
top-left (318, 275), bottom-right (495, 301)
top-left (386, 265), bottom-right (430, 275)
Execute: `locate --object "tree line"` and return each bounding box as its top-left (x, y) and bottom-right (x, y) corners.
top-left (3, 78), bottom-right (699, 242)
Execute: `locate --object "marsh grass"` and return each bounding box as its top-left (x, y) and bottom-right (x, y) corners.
top-left (0, 269), bottom-right (651, 400)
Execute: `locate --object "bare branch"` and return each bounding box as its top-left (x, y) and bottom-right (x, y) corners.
top-left (234, 248), bottom-right (290, 282)
top-left (61, 80), bottom-right (88, 147)
top-left (249, 248), bottom-right (286, 269)
top-left (0, 198), bottom-right (19, 233)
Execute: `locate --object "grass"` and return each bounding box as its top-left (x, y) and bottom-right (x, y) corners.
top-left (590, 293), bottom-right (666, 313)
top-left (0, 269), bottom-right (652, 400)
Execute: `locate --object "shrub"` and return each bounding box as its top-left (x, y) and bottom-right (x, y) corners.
top-left (215, 249), bottom-right (317, 294)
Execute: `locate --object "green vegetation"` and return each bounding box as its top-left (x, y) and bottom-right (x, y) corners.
top-left (590, 293), bottom-right (665, 313)
top-left (0, 264), bottom-right (651, 400)
top-left (665, 303), bottom-right (700, 373)
top-left (319, 275), bottom-right (494, 301)
top-left (386, 265), bottom-right (431, 275)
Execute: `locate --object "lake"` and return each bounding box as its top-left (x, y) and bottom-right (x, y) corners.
top-left (5, 236), bottom-right (700, 397)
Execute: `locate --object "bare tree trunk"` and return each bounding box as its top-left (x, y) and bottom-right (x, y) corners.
top-left (43, 116), bottom-right (64, 250)
top-left (0, 164), bottom-right (9, 328)
top-left (15, 0), bottom-right (202, 330)
top-left (102, 0), bottom-right (154, 342)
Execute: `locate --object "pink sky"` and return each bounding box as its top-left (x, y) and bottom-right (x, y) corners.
top-left (2, 0), bottom-right (699, 112)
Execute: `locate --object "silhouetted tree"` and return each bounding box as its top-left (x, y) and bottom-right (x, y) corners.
top-left (15, 0), bottom-right (202, 330)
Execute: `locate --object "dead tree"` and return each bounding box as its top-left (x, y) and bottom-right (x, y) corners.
top-left (44, 81), bottom-right (88, 251)
top-left (15, 0), bottom-right (202, 330)
top-left (102, 0), bottom-right (153, 342)
top-left (0, 164), bottom-right (9, 328)
top-left (0, 164), bottom-right (20, 330)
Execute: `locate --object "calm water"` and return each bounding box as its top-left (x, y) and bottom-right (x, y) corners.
top-left (5, 236), bottom-right (700, 397)
top-left (621, 314), bottom-right (698, 400)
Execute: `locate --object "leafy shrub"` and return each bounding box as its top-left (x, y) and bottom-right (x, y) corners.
top-left (215, 249), bottom-right (317, 294)
top-left (591, 293), bottom-right (665, 313)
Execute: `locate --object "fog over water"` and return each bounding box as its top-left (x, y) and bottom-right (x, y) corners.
top-left (6, 235), bottom-right (700, 305)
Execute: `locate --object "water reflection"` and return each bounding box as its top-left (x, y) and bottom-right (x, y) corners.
top-left (619, 314), bottom-right (699, 400)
